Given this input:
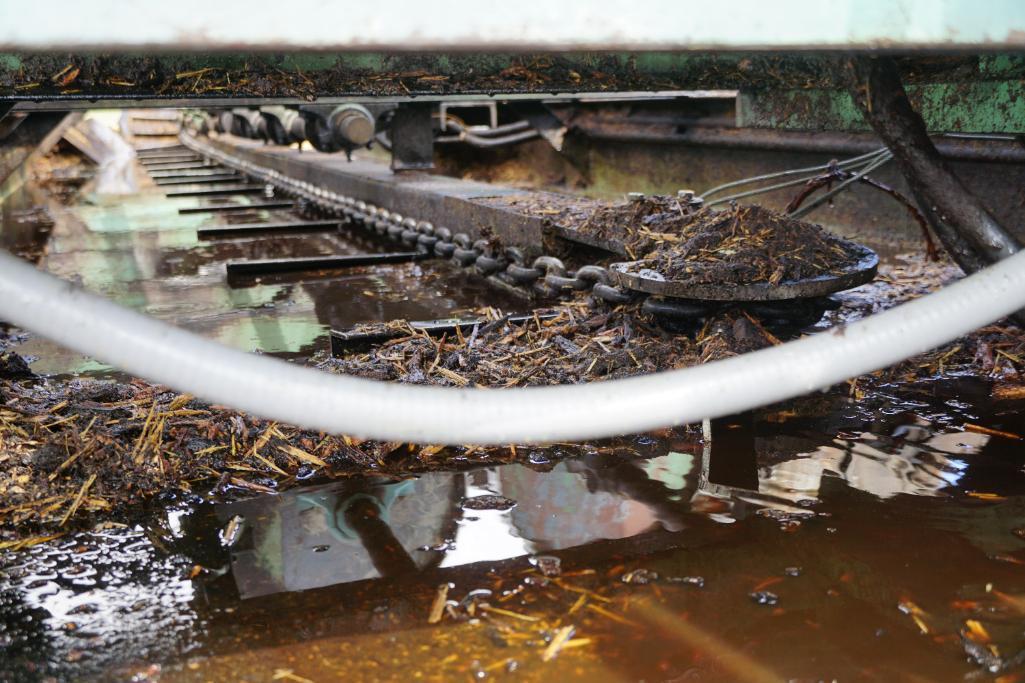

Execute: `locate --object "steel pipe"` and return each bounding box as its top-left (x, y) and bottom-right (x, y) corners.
top-left (435, 128), bottom-right (539, 148)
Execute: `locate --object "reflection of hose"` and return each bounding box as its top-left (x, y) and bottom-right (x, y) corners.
top-left (1, 248), bottom-right (1025, 444)
top-left (296, 481), bottom-right (419, 577)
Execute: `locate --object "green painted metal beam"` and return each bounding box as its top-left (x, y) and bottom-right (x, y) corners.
top-left (738, 80), bottom-right (1025, 133)
top-left (4, 50), bottom-right (1024, 134)
top-left (3, 52), bottom-right (1024, 108)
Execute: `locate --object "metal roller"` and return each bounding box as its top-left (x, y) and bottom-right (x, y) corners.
top-left (298, 104), bottom-right (376, 155)
top-left (300, 109), bottom-right (336, 152)
top-left (229, 108), bottom-right (266, 140)
top-left (328, 104), bottom-right (375, 148)
top-left (284, 109), bottom-right (307, 143)
top-left (216, 110), bottom-right (235, 135)
top-left (258, 106), bottom-right (307, 145)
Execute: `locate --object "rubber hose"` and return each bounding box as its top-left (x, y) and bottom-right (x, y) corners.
top-left (0, 249), bottom-right (1023, 444)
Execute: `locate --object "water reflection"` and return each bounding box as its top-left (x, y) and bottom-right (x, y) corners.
top-left (3, 396), bottom-right (1023, 681)
top-left (219, 453), bottom-right (698, 598)
top-left (1, 530), bottom-right (201, 680)
top-left (201, 409), bottom-right (1002, 602)
top-left (8, 180), bottom-right (525, 376)
top-left (761, 429), bottom-right (980, 503)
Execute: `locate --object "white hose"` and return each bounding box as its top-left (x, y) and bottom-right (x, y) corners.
top-left (1, 249), bottom-right (1023, 445)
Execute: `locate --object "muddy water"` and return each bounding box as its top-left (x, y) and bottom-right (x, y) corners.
top-left (5, 153), bottom-right (1025, 681)
top-left (4, 178), bottom-right (524, 377)
top-left (2, 378), bottom-right (1024, 681)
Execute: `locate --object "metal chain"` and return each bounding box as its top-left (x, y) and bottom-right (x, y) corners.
top-left (178, 135), bottom-right (852, 329)
top-left (181, 133), bottom-right (637, 307)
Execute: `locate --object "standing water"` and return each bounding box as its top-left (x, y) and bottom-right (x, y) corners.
top-left (2, 133), bottom-right (1025, 683)
top-left (3, 380), bottom-right (1025, 681)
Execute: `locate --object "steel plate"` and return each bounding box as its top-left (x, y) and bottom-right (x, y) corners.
top-left (548, 224), bottom-right (629, 257)
top-left (609, 244), bottom-right (878, 301)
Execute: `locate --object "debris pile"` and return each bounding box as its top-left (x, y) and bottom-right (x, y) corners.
top-left (509, 195), bottom-right (870, 287)
top-left (567, 194), bottom-right (699, 255)
top-left (495, 193), bottom-right (694, 256)
top-left (628, 204), bottom-right (868, 286)
top-left (0, 377), bottom-right (388, 543)
top-left (327, 303), bottom-right (699, 387)
top-left (325, 301), bottom-right (786, 388)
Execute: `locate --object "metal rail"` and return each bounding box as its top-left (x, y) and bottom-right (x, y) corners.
top-left (225, 252), bottom-right (430, 278)
top-left (178, 200), bottom-right (294, 214)
top-left (181, 132), bottom-right (639, 306)
top-left (164, 184), bottom-right (265, 197)
top-left (197, 220), bottom-right (341, 238)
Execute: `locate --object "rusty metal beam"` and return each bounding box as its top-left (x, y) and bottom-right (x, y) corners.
top-left (571, 120), bottom-right (1025, 164)
top-left (200, 134), bottom-right (563, 251)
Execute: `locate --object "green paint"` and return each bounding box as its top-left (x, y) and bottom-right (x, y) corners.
top-left (980, 53), bottom-right (1025, 76)
top-left (278, 53), bottom-right (345, 72)
top-left (4, 50), bottom-right (1025, 106)
top-left (738, 81), bottom-right (1025, 133)
top-left (211, 314), bottom-right (325, 355)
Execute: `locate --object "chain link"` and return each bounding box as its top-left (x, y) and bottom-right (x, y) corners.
top-left (181, 134), bottom-right (638, 307)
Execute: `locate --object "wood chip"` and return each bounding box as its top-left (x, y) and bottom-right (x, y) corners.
top-left (542, 625), bottom-right (576, 662)
top-left (964, 423), bottom-right (1021, 441)
top-left (279, 444), bottom-right (328, 468)
top-left (428, 583), bottom-right (450, 624)
top-left (59, 474), bottom-right (96, 526)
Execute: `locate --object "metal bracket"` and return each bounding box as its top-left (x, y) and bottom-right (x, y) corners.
top-left (390, 103), bottom-right (434, 172)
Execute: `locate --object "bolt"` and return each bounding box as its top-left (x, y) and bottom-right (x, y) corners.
top-left (678, 188), bottom-right (704, 208)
